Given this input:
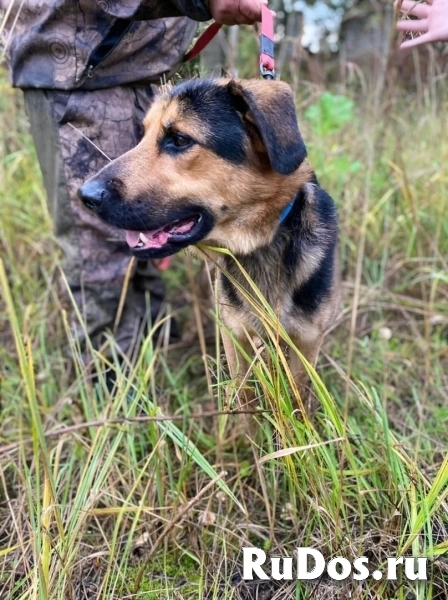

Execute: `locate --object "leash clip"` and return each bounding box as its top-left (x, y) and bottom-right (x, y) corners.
top-left (260, 65), bottom-right (275, 80)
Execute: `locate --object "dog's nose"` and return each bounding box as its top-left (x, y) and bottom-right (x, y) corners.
top-left (78, 180), bottom-right (105, 211)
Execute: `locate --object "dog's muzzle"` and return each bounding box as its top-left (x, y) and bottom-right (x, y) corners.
top-left (77, 178), bottom-right (215, 260)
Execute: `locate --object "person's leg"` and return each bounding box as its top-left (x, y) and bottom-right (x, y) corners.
top-left (24, 85), bottom-right (165, 356)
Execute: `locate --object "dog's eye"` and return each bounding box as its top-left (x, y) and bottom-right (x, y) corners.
top-left (173, 134), bottom-right (191, 147)
top-left (170, 134), bottom-right (193, 149)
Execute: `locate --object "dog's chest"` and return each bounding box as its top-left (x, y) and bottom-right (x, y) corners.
top-left (217, 253), bottom-right (297, 334)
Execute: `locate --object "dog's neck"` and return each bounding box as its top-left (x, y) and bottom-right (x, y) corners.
top-left (211, 184), bottom-right (316, 310)
top-left (201, 163), bottom-right (314, 256)
top-left (200, 181), bottom-right (313, 267)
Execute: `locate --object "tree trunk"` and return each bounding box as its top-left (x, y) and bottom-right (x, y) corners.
top-left (277, 10), bottom-right (304, 85)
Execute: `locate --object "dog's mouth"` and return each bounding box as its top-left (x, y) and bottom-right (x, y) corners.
top-left (125, 214), bottom-right (201, 252)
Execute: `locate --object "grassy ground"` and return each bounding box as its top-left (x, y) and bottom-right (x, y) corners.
top-left (0, 71), bottom-right (447, 600)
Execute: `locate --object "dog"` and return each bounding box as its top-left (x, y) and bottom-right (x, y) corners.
top-left (78, 78), bottom-right (339, 407)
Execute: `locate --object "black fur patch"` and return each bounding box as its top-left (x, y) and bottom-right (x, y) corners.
top-left (313, 185), bottom-right (337, 229)
top-left (292, 239), bottom-right (336, 314)
top-left (172, 80), bottom-right (246, 164)
top-left (287, 185), bottom-right (337, 314)
top-left (220, 271), bottom-right (243, 307)
top-left (279, 188), bottom-right (307, 278)
top-left (281, 185), bottom-right (337, 275)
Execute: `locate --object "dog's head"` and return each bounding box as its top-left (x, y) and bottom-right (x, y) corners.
top-left (78, 79), bottom-right (311, 257)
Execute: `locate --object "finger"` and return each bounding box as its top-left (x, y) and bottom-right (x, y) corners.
top-left (212, 11), bottom-right (249, 25)
top-left (399, 0), bottom-right (430, 17)
top-left (223, 12), bottom-right (256, 25)
top-left (396, 18), bottom-right (428, 32)
top-left (240, 0), bottom-right (265, 23)
top-left (400, 30), bottom-right (433, 48)
top-left (235, 16), bottom-right (256, 24)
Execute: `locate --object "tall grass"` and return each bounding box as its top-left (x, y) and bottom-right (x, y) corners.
top-left (0, 71), bottom-right (447, 599)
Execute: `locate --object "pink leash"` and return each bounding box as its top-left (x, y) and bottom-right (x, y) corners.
top-left (183, 4), bottom-right (276, 79)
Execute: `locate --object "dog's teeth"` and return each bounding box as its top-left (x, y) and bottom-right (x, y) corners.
top-left (139, 233), bottom-right (149, 243)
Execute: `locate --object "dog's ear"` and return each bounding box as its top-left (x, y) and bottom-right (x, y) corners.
top-left (227, 79), bottom-right (307, 175)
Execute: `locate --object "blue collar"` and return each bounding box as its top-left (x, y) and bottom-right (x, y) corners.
top-left (279, 198), bottom-right (295, 223)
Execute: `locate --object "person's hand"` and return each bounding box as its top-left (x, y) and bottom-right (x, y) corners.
top-left (396, 0), bottom-right (448, 49)
top-left (209, 0), bottom-right (269, 25)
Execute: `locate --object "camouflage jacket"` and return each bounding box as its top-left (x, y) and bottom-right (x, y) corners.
top-left (0, 1), bottom-right (211, 90)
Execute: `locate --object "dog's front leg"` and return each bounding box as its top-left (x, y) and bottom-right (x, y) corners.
top-left (288, 335), bottom-right (323, 413)
top-left (220, 328), bottom-right (257, 411)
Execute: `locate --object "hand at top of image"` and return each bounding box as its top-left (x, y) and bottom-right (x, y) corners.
top-left (209, 0), bottom-right (271, 25)
top-left (396, 0), bottom-right (448, 49)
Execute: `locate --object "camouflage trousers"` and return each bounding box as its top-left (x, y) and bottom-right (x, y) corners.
top-left (24, 86), bottom-right (165, 355)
